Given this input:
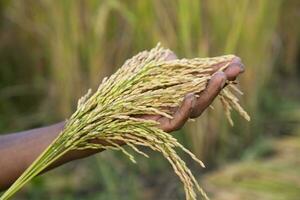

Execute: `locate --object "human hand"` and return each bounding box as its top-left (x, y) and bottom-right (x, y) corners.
top-left (139, 52), bottom-right (245, 132)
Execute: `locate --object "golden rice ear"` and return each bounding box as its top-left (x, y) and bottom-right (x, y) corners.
top-left (1, 43), bottom-right (249, 200)
top-left (120, 43), bottom-right (174, 70)
top-left (77, 89), bottom-right (92, 109)
top-left (108, 43), bottom-right (176, 85)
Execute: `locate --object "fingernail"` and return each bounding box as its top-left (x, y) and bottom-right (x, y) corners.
top-left (213, 71), bottom-right (224, 78)
top-left (212, 71), bottom-right (227, 89)
top-left (231, 56), bottom-right (245, 73)
top-left (231, 56), bottom-right (241, 64)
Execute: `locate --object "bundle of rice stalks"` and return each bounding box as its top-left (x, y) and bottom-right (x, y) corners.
top-left (0, 44), bottom-right (249, 200)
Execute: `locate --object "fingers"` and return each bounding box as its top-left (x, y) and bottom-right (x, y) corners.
top-left (159, 71), bottom-right (228, 131)
top-left (158, 93), bottom-right (196, 132)
top-left (224, 57), bottom-right (244, 81)
top-left (141, 55), bottom-right (245, 133)
top-left (211, 56), bottom-right (244, 81)
top-left (190, 72), bottom-right (227, 118)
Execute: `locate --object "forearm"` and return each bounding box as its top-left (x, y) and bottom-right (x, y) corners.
top-left (0, 122), bottom-right (102, 190)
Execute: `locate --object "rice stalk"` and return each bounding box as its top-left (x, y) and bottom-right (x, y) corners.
top-left (0, 44), bottom-right (250, 200)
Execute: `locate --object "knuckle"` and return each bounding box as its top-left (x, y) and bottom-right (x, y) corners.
top-left (190, 110), bottom-right (201, 118)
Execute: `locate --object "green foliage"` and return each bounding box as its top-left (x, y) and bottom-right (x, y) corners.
top-left (204, 135), bottom-right (300, 200)
top-left (0, 0), bottom-right (298, 199)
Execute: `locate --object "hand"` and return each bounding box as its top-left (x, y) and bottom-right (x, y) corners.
top-left (139, 52), bottom-right (245, 132)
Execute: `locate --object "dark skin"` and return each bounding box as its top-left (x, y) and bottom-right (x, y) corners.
top-left (0, 52), bottom-right (244, 191)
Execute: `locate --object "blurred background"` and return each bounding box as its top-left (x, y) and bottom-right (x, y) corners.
top-left (0, 0), bottom-right (299, 199)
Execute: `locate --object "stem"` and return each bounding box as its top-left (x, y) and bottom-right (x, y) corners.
top-left (0, 134), bottom-right (71, 200)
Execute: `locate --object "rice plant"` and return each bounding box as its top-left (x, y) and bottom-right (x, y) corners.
top-left (0, 44), bottom-right (249, 200)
